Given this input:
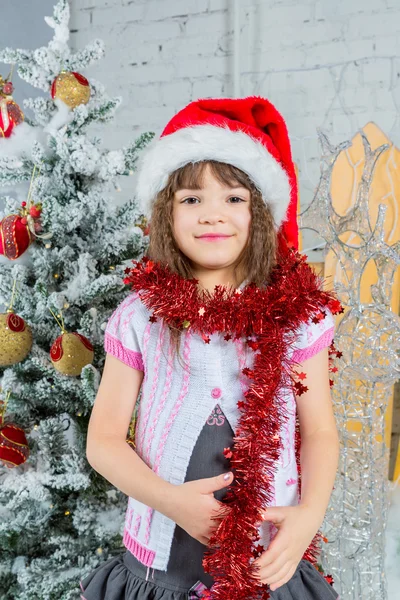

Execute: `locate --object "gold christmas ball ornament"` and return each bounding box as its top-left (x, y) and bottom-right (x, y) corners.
top-left (51, 71), bottom-right (91, 109)
top-left (0, 311), bottom-right (33, 367)
top-left (50, 331), bottom-right (94, 376)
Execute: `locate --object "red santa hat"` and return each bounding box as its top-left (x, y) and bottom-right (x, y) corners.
top-left (135, 96), bottom-right (299, 249)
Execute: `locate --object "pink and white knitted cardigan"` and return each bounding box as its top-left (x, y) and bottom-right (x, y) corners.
top-left (103, 288), bottom-right (335, 572)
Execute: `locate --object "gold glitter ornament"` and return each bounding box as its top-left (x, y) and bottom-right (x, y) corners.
top-left (51, 71), bottom-right (91, 109)
top-left (50, 331), bottom-right (94, 377)
top-left (0, 311), bottom-right (33, 367)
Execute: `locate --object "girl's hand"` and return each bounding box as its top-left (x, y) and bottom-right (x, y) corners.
top-left (169, 472), bottom-right (233, 545)
top-left (253, 504), bottom-right (321, 592)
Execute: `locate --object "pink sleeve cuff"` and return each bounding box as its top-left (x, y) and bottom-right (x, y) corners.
top-left (291, 326), bottom-right (335, 363)
top-left (104, 333), bottom-right (144, 371)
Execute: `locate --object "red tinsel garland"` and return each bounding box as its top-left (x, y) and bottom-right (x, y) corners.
top-left (123, 247), bottom-right (343, 600)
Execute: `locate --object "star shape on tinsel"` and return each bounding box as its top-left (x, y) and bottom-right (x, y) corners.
top-left (315, 559), bottom-right (336, 587)
top-left (294, 252), bottom-right (308, 264)
top-left (145, 259), bottom-right (156, 273)
top-left (224, 333), bottom-right (232, 341)
top-left (252, 544), bottom-right (265, 558)
top-left (247, 339), bottom-right (259, 351)
top-left (198, 307), bottom-right (205, 316)
top-left (327, 298), bottom-right (344, 314)
top-left (294, 381), bottom-right (309, 396)
top-left (311, 310), bottom-right (326, 324)
top-left (329, 342), bottom-right (343, 359)
top-left (242, 367), bottom-right (255, 378)
top-left (295, 371), bottom-right (307, 381)
top-left (223, 447), bottom-right (233, 459)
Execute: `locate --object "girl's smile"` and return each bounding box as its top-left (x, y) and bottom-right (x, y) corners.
top-left (195, 233), bottom-right (234, 241)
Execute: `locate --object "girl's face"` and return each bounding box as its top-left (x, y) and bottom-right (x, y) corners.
top-left (172, 163), bottom-right (251, 286)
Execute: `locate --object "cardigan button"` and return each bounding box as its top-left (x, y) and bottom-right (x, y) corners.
top-left (211, 387), bottom-right (222, 399)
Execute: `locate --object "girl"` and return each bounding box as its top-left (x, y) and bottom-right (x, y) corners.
top-left (80, 97), bottom-right (341, 600)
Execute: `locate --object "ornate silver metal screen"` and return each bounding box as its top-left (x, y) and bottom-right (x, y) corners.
top-left (299, 130), bottom-right (400, 600)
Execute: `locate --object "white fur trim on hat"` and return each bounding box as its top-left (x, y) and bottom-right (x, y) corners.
top-left (135, 124), bottom-right (291, 228)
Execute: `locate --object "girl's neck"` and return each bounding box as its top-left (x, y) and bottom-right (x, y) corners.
top-left (192, 268), bottom-right (242, 294)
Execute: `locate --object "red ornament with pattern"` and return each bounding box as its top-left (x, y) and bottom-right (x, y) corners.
top-left (0, 396), bottom-right (29, 468)
top-left (0, 76), bottom-right (24, 138)
top-left (0, 214), bottom-right (32, 260)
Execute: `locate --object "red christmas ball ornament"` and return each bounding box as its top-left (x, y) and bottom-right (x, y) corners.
top-left (0, 214), bottom-right (32, 260)
top-left (0, 74), bottom-right (24, 138)
top-left (50, 331), bottom-right (94, 376)
top-left (0, 98), bottom-right (24, 138)
top-left (0, 200), bottom-right (46, 260)
top-left (51, 71), bottom-right (91, 109)
top-left (0, 420), bottom-right (30, 468)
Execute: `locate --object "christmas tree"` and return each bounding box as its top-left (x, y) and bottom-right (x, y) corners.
top-left (0, 1), bottom-right (153, 598)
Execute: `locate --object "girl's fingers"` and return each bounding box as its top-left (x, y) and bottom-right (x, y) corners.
top-left (257, 552), bottom-right (288, 580)
top-left (260, 561), bottom-right (292, 586)
top-left (269, 565), bottom-right (296, 591)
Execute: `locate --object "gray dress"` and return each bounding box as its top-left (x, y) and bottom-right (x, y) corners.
top-left (79, 404), bottom-right (339, 600)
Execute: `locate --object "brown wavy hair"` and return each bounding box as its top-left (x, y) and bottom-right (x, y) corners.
top-left (147, 160), bottom-right (278, 371)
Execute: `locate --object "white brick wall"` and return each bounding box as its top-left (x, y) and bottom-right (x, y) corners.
top-left (69, 0), bottom-right (400, 253)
